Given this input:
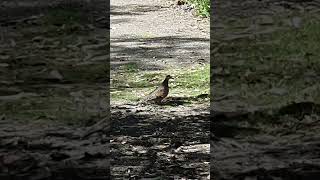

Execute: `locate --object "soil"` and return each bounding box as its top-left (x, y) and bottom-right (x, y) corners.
top-left (111, 0), bottom-right (209, 71)
top-left (110, 0), bottom-right (210, 179)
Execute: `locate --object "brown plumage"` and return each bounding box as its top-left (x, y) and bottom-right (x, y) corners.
top-left (142, 75), bottom-right (173, 104)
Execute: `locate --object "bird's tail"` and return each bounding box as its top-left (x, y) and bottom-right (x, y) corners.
top-left (137, 98), bottom-right (148, 105)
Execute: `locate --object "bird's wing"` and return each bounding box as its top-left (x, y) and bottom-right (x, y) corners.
top-left (155, 88), bottom-right (165, 98)
top-left (143, 86), bottom-right (163, 101)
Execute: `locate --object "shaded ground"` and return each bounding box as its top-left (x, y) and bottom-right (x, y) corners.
top-left (110, 0), bottom-right (210, 179)
top-left (213, 0), bottom-right (320, 179)
top-left (111, 0), bottom-right (209, 70)
top-left (0, 119), bottom-right (108, 179)
top-left (0, 0), bottom-right (109, 179)
top-left (111, 104), bottom-right (209, 179)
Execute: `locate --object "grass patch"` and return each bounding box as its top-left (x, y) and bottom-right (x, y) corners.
top-left (186, 0), bottom-right (210, 17)
top-left (214, 19), bottom-right (320, 106)
top-left (111, 64), bottom-right (210, 103)
top-left (61, 63), bottom-right (108, 82)
top-left (0, 95), bottom-right (103, 126)
top-left (40, 8), bottom-right (89, 36)
top-left (121, 62), bottom-right (139, 73)
top-left (42, 8), bottom-right (86, 26)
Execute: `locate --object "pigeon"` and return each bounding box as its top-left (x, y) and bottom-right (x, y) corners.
top-left (141, 75), bottom-right (173, 104)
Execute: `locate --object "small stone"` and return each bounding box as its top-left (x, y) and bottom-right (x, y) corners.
top-left (268, 88), bottom-right (287, 96)
top-left (10, 39), bottom-right (16, 47)
top-left (32, 36), bottom-right (43, 42)
top-left (48, 70), bottom-right (63, 80)
top-left (176, 0), bottom-right (186, 5)
top-left (50, 152), bottom-right (70, 161)
top-left (0, 114), bottom-right (5, 120)
top-left (0, 63), bottom-right (9, 67)
top-left (291, 16), bottom-right (302, 29)
top-left (0, 55), bottom-right (10, 60)
top-left (259, 15), bottom-right (274, 25)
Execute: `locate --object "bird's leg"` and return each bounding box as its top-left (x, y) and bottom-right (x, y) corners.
top-left (154, 98), bottom-right (163, 105)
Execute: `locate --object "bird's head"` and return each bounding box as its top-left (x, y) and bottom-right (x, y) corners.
top-left (162, 75), bottom-right (173, 85)
top-left (166, 75), bottom-right (173, 80)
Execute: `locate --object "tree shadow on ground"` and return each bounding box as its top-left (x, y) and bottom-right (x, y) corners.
top-left (111, 18), bottom-right (132, 25)
top-left (111, 4), bottom-right (167, 16)
top-left (0, 0), bottom-right (107, 22)
top-left (111, 36), bottom-right (209, 71)
top-left (110, 104), bottom-right (210, 179)
top-left (0, 0), bottom-right (109, 122)
top-left (161, 94), bottom-right (210, 106)
top-left (111, 5), bottom-right (142, 16)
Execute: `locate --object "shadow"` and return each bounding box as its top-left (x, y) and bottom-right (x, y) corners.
top-left (111, 18), bottom-right (132, 25)
top-left (111, 4), bottom-right (167, 16)
top-left (0, 1), bottom-right (109, 179)
top-left (110, 3), bottom-right (209, 74)
top-left (0, 0), bottom-right (109, 121)
top-left (110, 104), bottom-right (210, 179)
top-left (0, 0), bottom-right (107, 24)
top-left (160, 94), bottom-right (209, 106)
top-left (110, 4), bottom-right (176, 32)
top-left (111, 36), bottom-right (209, 71)
top-left (111, 10), bottom-right (142, 16)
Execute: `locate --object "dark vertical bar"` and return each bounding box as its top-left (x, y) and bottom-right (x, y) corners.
top-left (212, 0), bottom-right (320, 179)
top-left (0, 0), bottom-right (110, 179)
top-left (106, 0), bottom-right (111, 178)
top-left (210, 0), bottom-right (218, 178)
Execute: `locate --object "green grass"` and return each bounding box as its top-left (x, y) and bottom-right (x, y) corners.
top-left (111, 64), bottom-right (210, 103)
top-left (214, 19), bottom-right (320, 106)
top-left (0, 95), bottom-right (102, 126)
top-left (186, 0), bottom-right (210, 17)
top-left (121, 62), bottom-right (139, 73)
top-left (227, 20), bottom-right (320, 62)
top-left (40, 8), bottom-right (89, 36)
top-left (42, 8), bottom-right (86, 25)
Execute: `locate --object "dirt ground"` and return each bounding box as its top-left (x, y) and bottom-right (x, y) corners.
top-left (110, 0), bottom-right (210, 179)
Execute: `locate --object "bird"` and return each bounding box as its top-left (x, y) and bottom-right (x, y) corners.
top-left (141, 75), bottom-right (173, 104)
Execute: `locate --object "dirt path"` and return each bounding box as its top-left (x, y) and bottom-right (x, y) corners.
top-left (110, 0), bottom-right (210, 179)
top-left (111, 0), bottom-right (209, 70)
